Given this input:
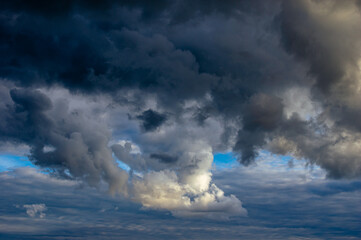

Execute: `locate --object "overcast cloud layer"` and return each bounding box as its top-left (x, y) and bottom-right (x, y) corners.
top-left (1, 0), bottom-right (361, 234)
top-left (1, 159), bottom-right (360, 239)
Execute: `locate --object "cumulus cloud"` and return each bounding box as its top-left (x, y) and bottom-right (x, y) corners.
top-left (134, 171), bottom-right (246, 220)
top-left (23, 204), bottom-right (47, 218)
top-left (0, 86), bottom-right (128, 194)
top-left (131, 142), bottom-right (246, 219)
top-left (2, 0), bottom-right (361, 220)
top-left (0, 84), bottom-right (245, 219)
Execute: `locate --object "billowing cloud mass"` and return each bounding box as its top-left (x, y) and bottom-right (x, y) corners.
top-left (1, 0), bottom-right (361, 219)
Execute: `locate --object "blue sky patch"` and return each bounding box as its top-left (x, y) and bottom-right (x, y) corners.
top-left (0, 154), bottom-right (35, 171)
top-left (213, 152), bottom-right (238, 169)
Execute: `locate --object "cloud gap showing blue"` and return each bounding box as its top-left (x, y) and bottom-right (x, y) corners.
top-left (0, 155), bottom-right (35, 172)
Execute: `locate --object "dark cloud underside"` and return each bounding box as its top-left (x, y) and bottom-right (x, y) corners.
top-left (1, 0), bottom-right (361, 225)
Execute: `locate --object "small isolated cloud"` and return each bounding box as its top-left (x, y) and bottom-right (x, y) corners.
top-left (23, 204), bottom-right (47, 218)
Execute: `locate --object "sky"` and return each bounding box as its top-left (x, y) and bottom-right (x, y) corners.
top-left (0, 0), bottom-right (361, 239)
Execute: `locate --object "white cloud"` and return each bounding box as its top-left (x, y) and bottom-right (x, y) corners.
top-left (131, 140), bottom-right (246, 219)
top-left (23, 204), bottom-right (47, 218)
top-left (133, 170), bottom-right (246, 220)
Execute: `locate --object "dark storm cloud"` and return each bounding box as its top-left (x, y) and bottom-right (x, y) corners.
top-left (279, 0), bottom-right (361, 124)
top-left (1, 0), bottom-right (361, 181)
top-left (273, 0), bottom-right (361, 177)
top-left (0, 87), bottom-right (128, 193)
top-left (10, 88), bottom-right (52, 112)
top-left (279, 0), bottom-right (358, 95)
top-left (150, 153), bottom-right (178, 164)
top-left (137, 109), bottom-right (167, 132)
top-left (0, 0), bottom-right (169, 18)
top-left (242, 94), bottom-right (284, 132)
top-left (0, 0), bottom-right (275, 98)
top-left (0, 88), bottom-right (52, 144)
top-left (234, 93), bottom-right (284, 165)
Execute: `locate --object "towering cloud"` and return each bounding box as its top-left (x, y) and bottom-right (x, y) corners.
top-left (0, 86), bottom-right (128, 194)
top-left (1, 0), bottom-right (361, 218)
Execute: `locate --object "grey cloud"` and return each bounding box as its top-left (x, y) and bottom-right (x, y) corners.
top-left (234, 93), bottom-right (284, 165)
top-left (273, 0), bottom-right (361, 178)
top-left (150, 153), bottom-right (178, 164)
top-left (137, 109), bottom-right (167, 132)
top-left (2, 0), bottom-right (361, 216)
top-left (23, 203), bottom-right (47, 218)
top-left (1, 164), bottom-right (360, 239)
top-left (11, 88), bottom-right (52, 112)
top-left (234, 130), bottom-right (265, 166)
top-left (112, 142), bottom-right (147, 171)
top-left (242, 93), bottom-right (284, 132)
top-left (0, 87), bottom-right (128, 194)
top-left (279, 0), bottom-right (357, 95)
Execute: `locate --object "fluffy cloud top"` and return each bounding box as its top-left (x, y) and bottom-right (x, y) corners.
top-left (1, 0), bottom-right (361, 219)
